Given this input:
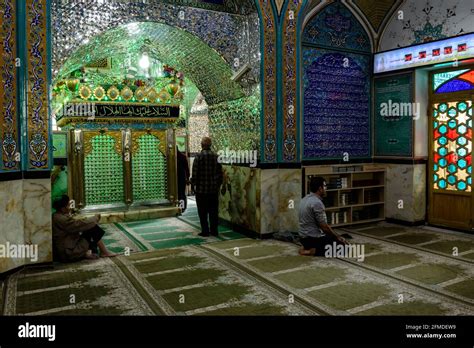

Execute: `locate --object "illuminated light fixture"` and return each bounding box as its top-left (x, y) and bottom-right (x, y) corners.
top-left (139, 53), bottom-right (150, 69)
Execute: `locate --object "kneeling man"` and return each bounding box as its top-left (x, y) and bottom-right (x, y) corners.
top-left (299, 177), bottom-right (348, 256)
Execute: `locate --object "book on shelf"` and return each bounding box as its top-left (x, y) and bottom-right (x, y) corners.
top-left (326, 211), bottom-right (348, 225)
top-left (327, 177), bottom-right (348, 189)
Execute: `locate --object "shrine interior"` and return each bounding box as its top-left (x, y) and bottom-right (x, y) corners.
top-left (0, 0), bottom-right (473, 319)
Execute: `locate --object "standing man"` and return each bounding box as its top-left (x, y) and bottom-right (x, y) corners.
top-left (299, 177), bottom-right (348, 256)
top-left (191, 137), bottom-right (223, 237)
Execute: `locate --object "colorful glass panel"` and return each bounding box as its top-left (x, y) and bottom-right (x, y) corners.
top-left (434, 69), bottom-right (474, 94)
top-left (436, 79), bottom-right (474, 94)
top-left (433, 69), bottom-right (469, 90)
top-left (433, 100), bottom-right (472, 192)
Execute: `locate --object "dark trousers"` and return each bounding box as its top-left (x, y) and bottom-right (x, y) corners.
top-left (300, 234), bottom-right (344, 256)
top-left (195, 193), bottom-right (219, 235)
top-left (178, 184), bottom-right (187, 212)
top-left (81, 225), bottom-right (105, 254)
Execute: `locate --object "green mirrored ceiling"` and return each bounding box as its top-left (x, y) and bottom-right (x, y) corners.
top-left (57, 22), bottom-right (244, 105)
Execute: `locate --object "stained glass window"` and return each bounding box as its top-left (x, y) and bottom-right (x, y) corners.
top-left (433, 69), bottom-right (474, 94)
top-left (433, 101), bottom-right (472, 192)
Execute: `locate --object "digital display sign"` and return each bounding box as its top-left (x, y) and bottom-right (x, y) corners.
top-left (374, 33), bottom-right (474, 74)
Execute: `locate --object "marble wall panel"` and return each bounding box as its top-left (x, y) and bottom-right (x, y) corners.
top-left (219, 165), bottom-right (258, 232)
top-left (413, 164), bottom-right (427, 222)
top-left (22, 179), bottom-right (53, 265)
top-left (385, 164), bottom-right (427, 223)
top-left (277, 169), bottom-right (302, 233)
top-left (0, 180), bottom-right (25, 273)
top-left (260, 169), bottom-right (279, 235)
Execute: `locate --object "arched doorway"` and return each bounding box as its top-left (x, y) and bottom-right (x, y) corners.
top-left (51, 18), bottom-right (261, 212)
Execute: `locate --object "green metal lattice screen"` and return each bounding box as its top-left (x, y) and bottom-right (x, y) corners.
top-left (84, 134), bottom-right (125, 205)
top-left (132, 134), bottom-right (168, 202)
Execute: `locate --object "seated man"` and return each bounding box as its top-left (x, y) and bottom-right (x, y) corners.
top-left (299, 177), bottom-right (348, 256)
top-left (52, 195), bottom-right (116, 262)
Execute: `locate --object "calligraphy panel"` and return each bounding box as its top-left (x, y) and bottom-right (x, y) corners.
top-left (303, 48), bottom-right (371, 160)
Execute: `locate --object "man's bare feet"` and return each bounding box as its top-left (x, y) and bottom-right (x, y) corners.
top-left (299, 247), bottom-right (316, 256)
top-left (85, 253), bottom-right (99, 260)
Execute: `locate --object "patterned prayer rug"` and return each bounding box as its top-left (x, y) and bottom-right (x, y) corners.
top-left (2, 259), bottom-right (154, 316)
top-left (102, 200), bottom-right (245, 253)
top-left (2, 224), bottom-right (473, 316)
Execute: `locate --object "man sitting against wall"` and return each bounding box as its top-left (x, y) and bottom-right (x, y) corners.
top-left (52, 195), bottom-right (116, 262)
top-left (299, 177), bottom-right (349, 256)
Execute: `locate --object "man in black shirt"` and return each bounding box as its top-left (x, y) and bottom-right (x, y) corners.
top-left (191, 137), bottom-right (223, 237)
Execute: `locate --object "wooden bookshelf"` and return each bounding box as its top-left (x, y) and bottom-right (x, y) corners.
top-left (304, 164), bottom-right (385, 227)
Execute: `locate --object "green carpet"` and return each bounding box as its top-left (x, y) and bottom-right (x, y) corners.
top-left (162, 283), bottom-right (251, 312)
top-left (356, 301), bottom-right (448, 315)
top-left (147, 268), bottom-right (225, 291)
top-left (387, 233), bottom-right (439, 245)
top-left (231, 245), bottom-right (287, 260)
top-left (3, 224), bottom-right (473, 316)
top-left (396, 264), bottom-right (461, 285)
top-left (343, 223), bottom-right (474, 262)
top-left (363, 253), bottom-right (420, 270)
top-left (444, 279), bottom-right (474, 299)
top-left (463, 252), bottom-right (474, 260)
top-left (117, 246), bottom-right (312, 315)
top-left (308, 282), bottom-right (390, 311)
top-left (134, 256), bottom-right (203, 274)
top-left (6, 259), bottom-right (154, 316)
top-left (423, 240), bottom-right (474, 254)
top-left (104, 200), bottom-right (246, 252)
top-left (199, 303), bottom-right (286, 316)
top-left (248, 255), bottom-right (313, 273)
top-left (275, 267), bottom-right (346, 289)
top-left (356, 226), bottom-right (408, 237)
top-left (203, 236), bottom-right (474, 315)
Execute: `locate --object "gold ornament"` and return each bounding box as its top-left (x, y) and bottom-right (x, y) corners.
top-left (94, 86), bottom-right (106, 100)
top-left (66, 79), bottom-right (80, 92)
top-left (107, 86), bottom-right (119, 101)
top-left (158, 90), bottom-right (171, 103)
top-left (135, 86), bottom-right (146, 102)
top-left (147, 87), bottom-right (158, 103)
top-left (79, 85), bottom-right (92, 100)
top-left (121, 86), bottom-right (133, 101)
